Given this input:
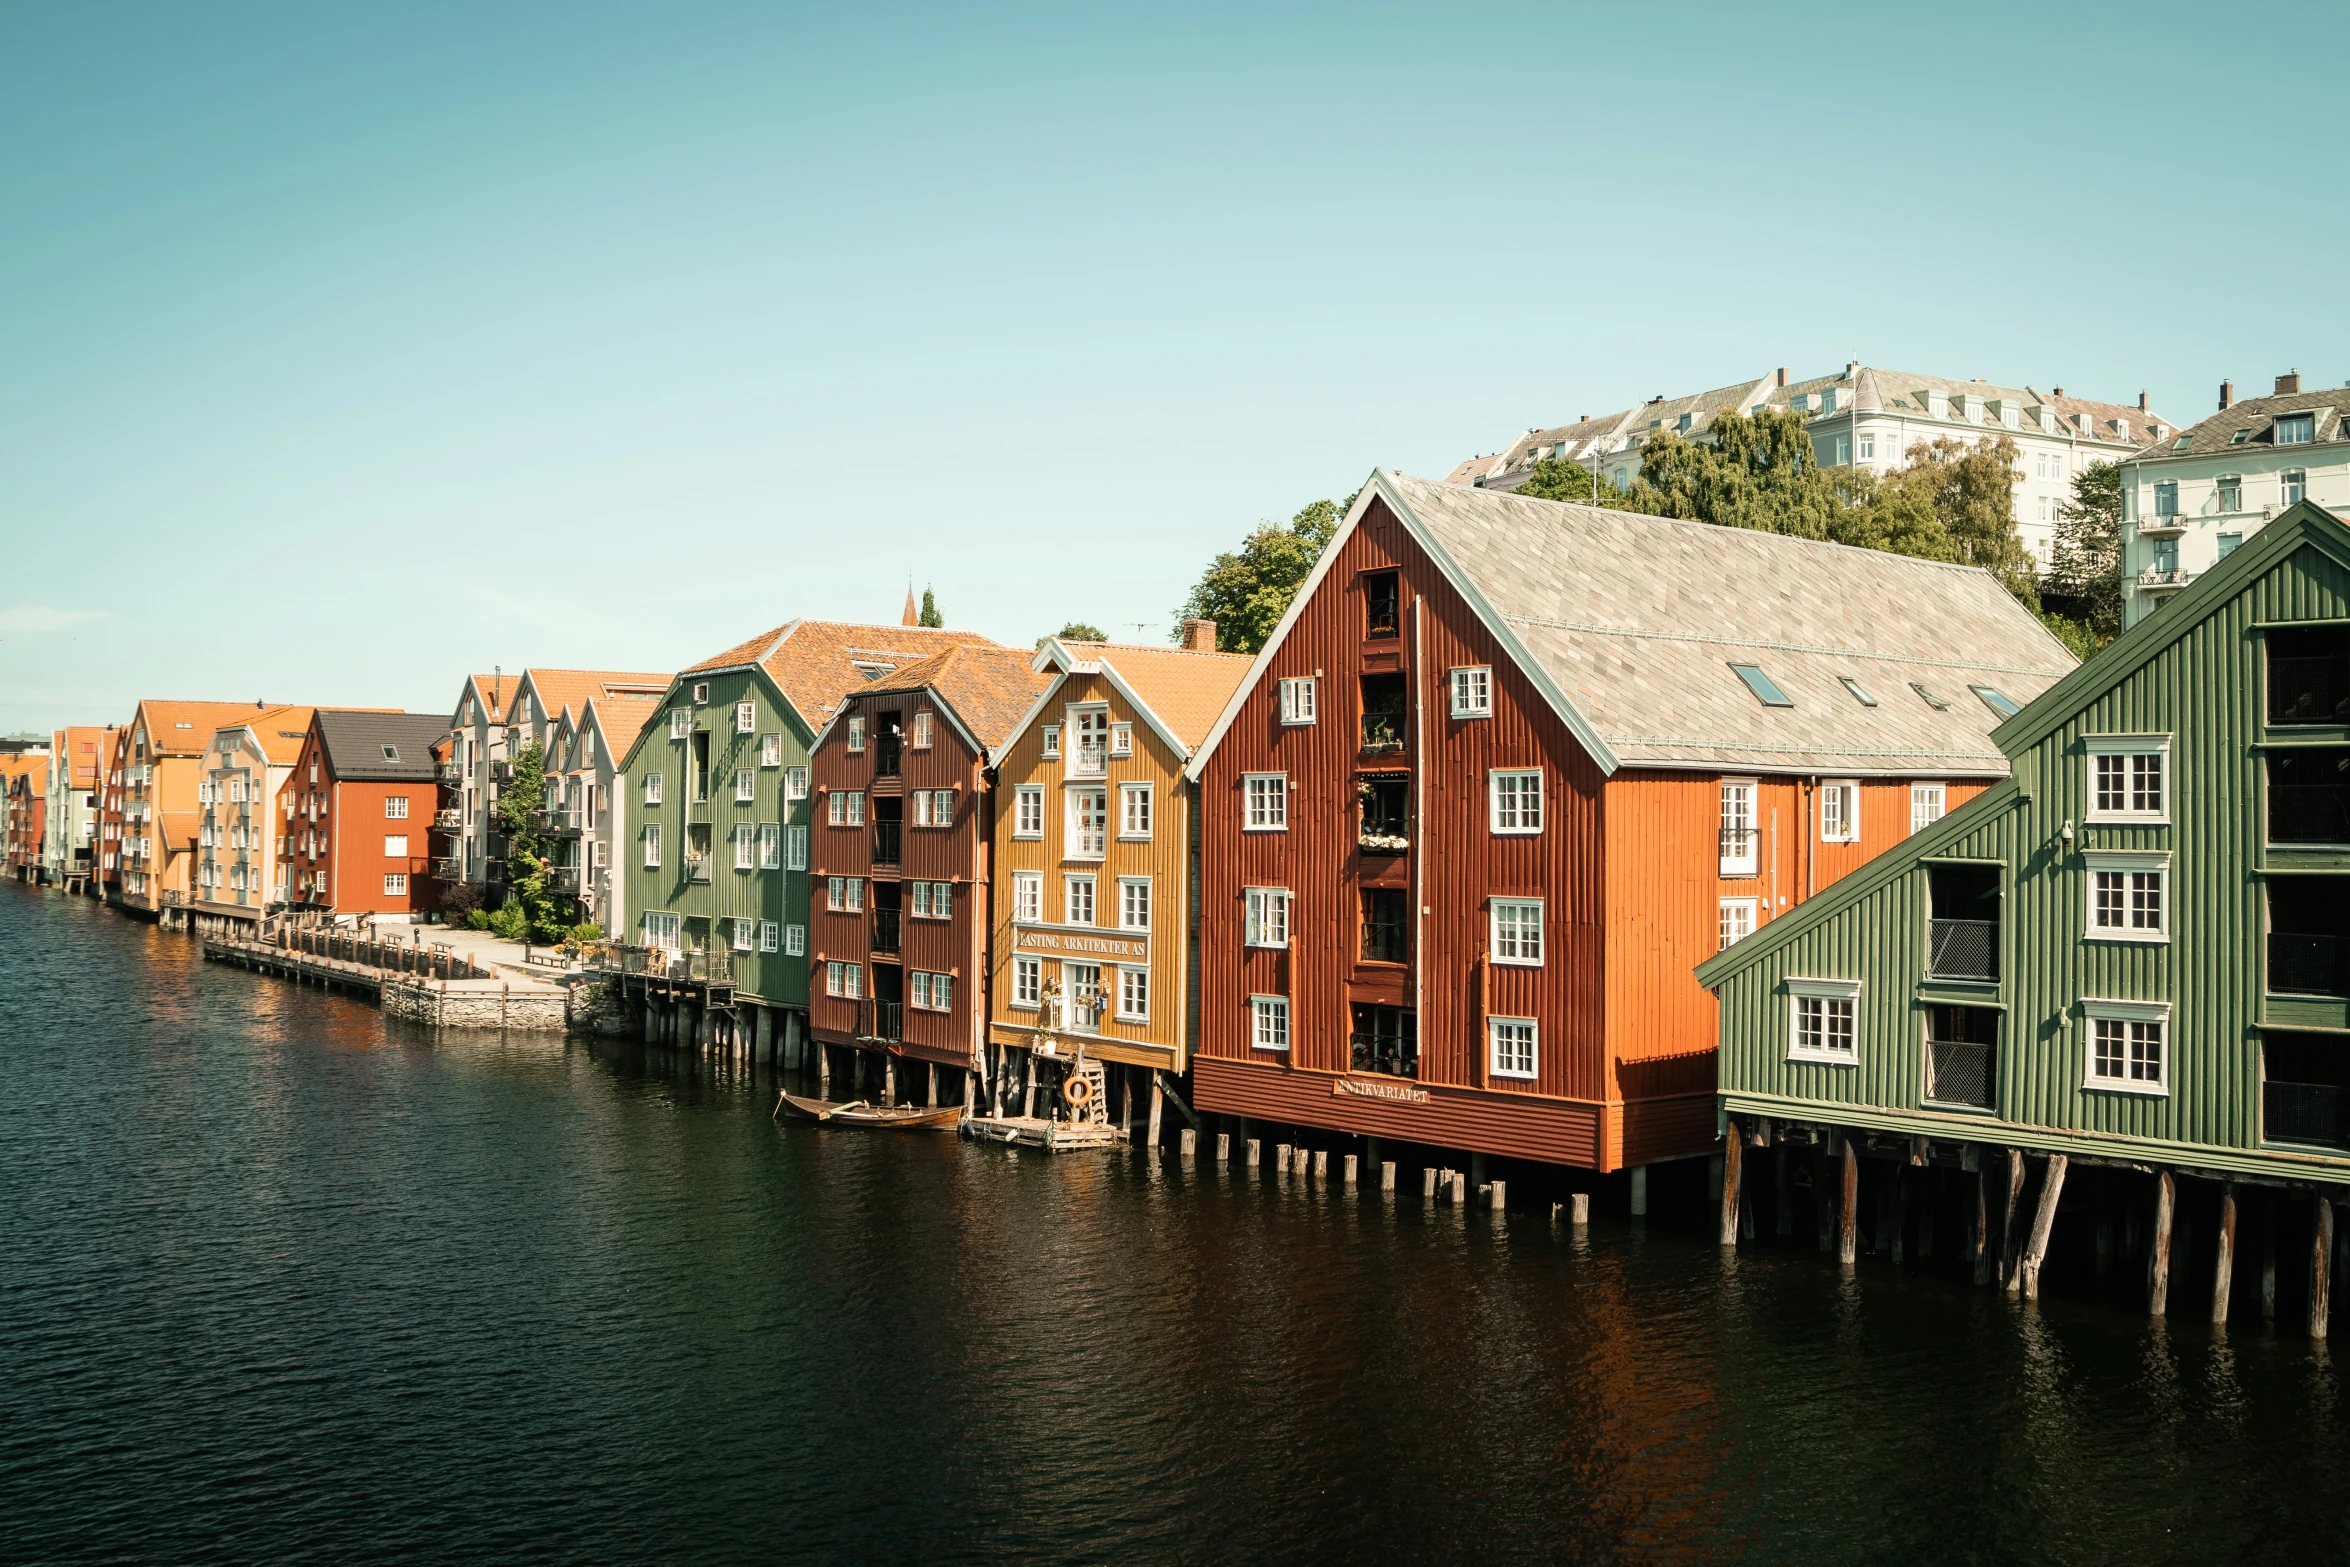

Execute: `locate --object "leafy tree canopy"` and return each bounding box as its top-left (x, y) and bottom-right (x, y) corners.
top-left (1053, 621), bottom-right (1106, 642)
top-left (1516, 457), bottom-right (1629, 508)
top-left (2042, 461), bottom-right (2124, 647)
top-left (918, 587), bottom-right (943, 628)
top-left (483, 740), bottom-right (566, 944)
top-left (1174, 496), bottom-right (1351, 653)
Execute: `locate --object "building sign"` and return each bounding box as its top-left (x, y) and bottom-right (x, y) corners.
top-left (1012, 923), bottom-right (1148, 964)
top-left (1334, 1076), bottom-right (1430, 1105)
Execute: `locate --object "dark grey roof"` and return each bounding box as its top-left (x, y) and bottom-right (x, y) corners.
top-left (2135, 387), bottom-right (2350, 459)
top-left (315, 711), bottom-right (449, 781)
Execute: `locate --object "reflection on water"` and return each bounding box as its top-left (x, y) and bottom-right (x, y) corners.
top-left (3, 881), bottom-right (2348, 1564)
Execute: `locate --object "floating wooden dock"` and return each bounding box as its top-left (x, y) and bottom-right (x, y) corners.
top-left (962, 1114), bottom-right (1120, 1152)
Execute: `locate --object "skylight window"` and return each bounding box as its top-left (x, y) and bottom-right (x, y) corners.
top-left (382, 745), bottom-right (400, 760)
top-left (1840, 677), bottom-right (1878, 707)
top-left (1730, 664), bottom-right (1794, 708)
top-left (2172, 436), bottom-right (2191, 451)
top-left (1970, 685), bottom-right (2021, 718)
top-left (1911, 682), bottom-right (1951, 711)
top-left (2231, 429), bottom-right (2251, 444)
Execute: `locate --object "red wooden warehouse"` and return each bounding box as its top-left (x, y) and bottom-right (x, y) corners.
top-left (1184, 471), bottom-right (2074, 1178)
top-left (282, 710), bottom-right (456, 920)
top-left (806, 644), bottom-right (1051, 1102)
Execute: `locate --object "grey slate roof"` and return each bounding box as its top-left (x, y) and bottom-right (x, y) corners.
top-left (315, 711), bottom-right (451, 782)
top-left (1382, 473), bottom-right (2078, 776)
top-left (2133, 387), bottom-right (2350, 459)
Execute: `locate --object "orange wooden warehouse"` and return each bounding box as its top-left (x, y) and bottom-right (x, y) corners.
top-left (1183, 471), bottom-right (2076, 1178)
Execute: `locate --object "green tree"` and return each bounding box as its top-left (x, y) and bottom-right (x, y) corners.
top-left (1053, 621), bottom-right (1106, 641)
top-left (1174, 496), bottom-right (1349, 653)
top-left (1619, 407), bottom-right (1849, 539)
top-left (918, 587), bottom-right (943, 628)
top-left (1876, 436), bottom-right (2038, 606)
top-left (1516, 457), bottom-right (1628, 507)
top-left (491, 740), bottom-right (565, 944)
top-left (2042, 460), bottom-right (2124, 647)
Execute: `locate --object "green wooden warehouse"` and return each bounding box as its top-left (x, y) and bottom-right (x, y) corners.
top-left (1695, 500), bottom-right (2350, 1333)
top-left (608, 618), bottom-right (992, 1058)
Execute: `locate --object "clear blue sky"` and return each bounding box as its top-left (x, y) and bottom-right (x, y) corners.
top-left (4, 1), bottom-right (2342, 733)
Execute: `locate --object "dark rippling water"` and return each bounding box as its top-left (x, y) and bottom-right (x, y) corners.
top-left (5, 881), bottom-right (2350, 1564)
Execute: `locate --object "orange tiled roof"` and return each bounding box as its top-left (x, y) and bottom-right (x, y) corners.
top-left (584, 693), bottom-right (664, 756)
top-left (685, 620), bottom-right (998, 731)
top-left (1055, 642), bottom-right (1256, 751)
top-left (862, 644), bottom-right (1055, 751)
top-left (518, 668), bottom-right (674, 727)
top-left (58, 727), bottom-right (106, 789)
top-left (466, 673), bottom-right (507, 723)
top-left (132, 700), bottom-right (290, 755)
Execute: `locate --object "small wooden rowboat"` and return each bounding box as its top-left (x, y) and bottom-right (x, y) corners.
top-left (773, 1090), bottom-right (962, 1130)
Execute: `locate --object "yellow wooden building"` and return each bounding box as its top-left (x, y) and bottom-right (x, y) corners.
top-left (986, 625), bottom-right (1251, 1120)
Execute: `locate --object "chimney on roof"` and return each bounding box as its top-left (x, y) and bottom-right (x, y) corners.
top-left (2052, 386), bottom-right (2064, 397)
top-left (1180, 618), bottom-right (1218, 653)
top-left (2277, 370), bottom-right (2301, 396)
top-left (2138, 391), bottom-right (2149, 411)
top-left (2220, 380), bottom-right (2235, 410)
top-left (1776, 367), bottom-right (1789, 387)
top-left (1845, 360), bottom-right (1857, 377)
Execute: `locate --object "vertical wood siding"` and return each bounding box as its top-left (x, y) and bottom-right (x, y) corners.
top-left (1718, 539), bottom-right (2350, 1177)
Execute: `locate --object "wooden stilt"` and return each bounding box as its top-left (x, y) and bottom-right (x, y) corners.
top-left (882, 1055), bottom-right (897, 1108)
top-left (2214, 1182), bottom-right (2238, 1327)
top-left (1246, 1138), bottom-right (1260, 1168)
top-left (1719, 1116), bottom-right (1744, 1247)
top-left (1491, 1179), bottom-right (1506, 1214)
top-left (2019, 1154), bottom-right (2068, 1301)
top-left (1571, 1192), bottom-right (1589, 1227)
top-left (1381, 1160), bottom-right (1397, 1193)
top-left (818, 1041), bottom-right (831, 1091)
top-left (1217, 1131), bottom-right (1230, 1163)
top-left (1972, 1164), bottom-right (1992, 1286)
top-left (2000, 1149), bottom-right (2027, 1293)
top-left (2148, 1169), bottom-right (2175, 1317)
top-left (1775, 1146), bottom-right (1793, 1239)
top-left (1450, 1171), bottom-right (1467, 1207)
top-left (1342, 1152), bottom-right (1356, 1187)
top-left (2311, 1195), bottom-right (2334, 1341)
top-left (1275, 1142), bottom-right (1291, 1173)
top-left (1122, 1070), bottom-right (1135, 1143)
top-left (1630, 1166), bottom-right (1648, 1217)
top-left (1181, 1128), bottom-right (1197, 1164)
top-left (1312, 1149), bottom-right (1326, 1180)
top-left (926, 1063), bottom-right (938, 1109)
top-left (1422, 1167), bottom-right (1437, 1199)
top-left (1838, 1136), bottom-right (1859, 1266)
top-left (1885, 1162), bottom-right (1906, 1265)
top-left (1021, 1054), bottom-right (1037, 1118)
top-left (2262, 1194), bottom-right (2278, 1324)
top-left (1815, 1143), bottom-right (1834, 1253)
top-left (1147, 1077), bottom-right (1164, 1152)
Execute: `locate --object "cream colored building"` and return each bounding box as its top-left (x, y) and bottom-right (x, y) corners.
top-left (191, 707), bottom-right (316, 929)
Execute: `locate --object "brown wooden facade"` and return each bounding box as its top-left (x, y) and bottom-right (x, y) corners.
top-left (1188, 478), bottom-right (2023, 1173)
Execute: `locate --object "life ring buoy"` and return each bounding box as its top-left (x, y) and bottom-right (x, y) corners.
top-left (1063, 1074), bottom-right (1096, 1107)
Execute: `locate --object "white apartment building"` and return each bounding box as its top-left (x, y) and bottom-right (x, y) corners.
top-left (1447, 363), bottom-right (2170, 567)
top-left (2119, 371), bottom-right (2350, 627)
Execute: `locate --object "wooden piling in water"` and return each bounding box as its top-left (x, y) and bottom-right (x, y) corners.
top-left (2020, 1154), bottom-right (2068, 1302)
top-left (1838, 1137), bottom-right (1859, 1266)
top-left (1343, 1153), bottom-right (1357, 1188)
top-left (1147, 1078), bottom-right (1164, 1152)
top-left (2214, 1183), bottom-right (2238, 1326)
top-left (1246, 1138), bottom-right (1260, 1168)
top-left (2312, 1196), bottom-right (2334, 1341)
top-left (2149, 1169), bottom-right (2175, 1317)
top-left (1180, 1128), bottom-right (1196, 1164)
top-left (1571, 1192), bottom-right (1589, 1227)
top-left (1719, 1117), bottom-right (1743, 1248)
top-left (2262, 1194), bottom-right (2278, 1324)
top-left (2000, 1149), bottom-right (2027, 1293)
top-left (1491, 1179), bottom-right (1506, 1215)
top-left (1423, 1167), bottom-right (1437, 1199)
top-left (1313, 1149), bottom-right (1327, 1181)
top-left (1217, 1132), bottom-right (1230, 1164)
top-left (1381, 1160), bottom-right (1396, 1193)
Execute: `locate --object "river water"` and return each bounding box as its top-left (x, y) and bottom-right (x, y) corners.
top-left (3, 881), bottom-right (2348, 1564)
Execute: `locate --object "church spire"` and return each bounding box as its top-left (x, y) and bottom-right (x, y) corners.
top-left (902, 582), bottom-right (919, 626)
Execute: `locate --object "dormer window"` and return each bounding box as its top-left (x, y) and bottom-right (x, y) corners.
top-left (1789, 393), bottom-right (1810, 413)
top-left (2277, 413), bottom-right (2316, 445)
top-left (1676, 412), bottom-right (1693, 432)
top-left (692, 682), bottom-right (709, 704)
top-left (1364, 571), bottom-right (1400, 638)
top-left (1820, 388), bottom-right (1838, 415)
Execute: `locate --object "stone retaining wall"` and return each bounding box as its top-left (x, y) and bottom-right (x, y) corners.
top-left (383, 978), bottom-right (568, 1032)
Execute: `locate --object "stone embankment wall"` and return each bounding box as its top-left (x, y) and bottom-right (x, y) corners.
top-left (383, 978), bottom-right (567, 1032)
top-left (566, 976), bottom-right (637, 1038)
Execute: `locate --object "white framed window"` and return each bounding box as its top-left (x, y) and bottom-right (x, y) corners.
top-left (828, 791), bottom-right (865, 826)
top-left (1012, 956), bottom-right (1041, 1009)
top-left (2086, 735), bottom-right (2170, 823)
top-left (2083, 999), bottom-right (2168, 1095)
top-left (1280, 678), bottom-right (1318, 726)
top-left (735, 700), bottom-right (757, 734)
top-left (1119, 877), bottom-right (1151, 931)
top-left (2284, 470), bottom-right (2309, 506)
top-left (1065, 874), bottom-right (1097, 926)
top-left (733, 823), bottom-right (755, 869)
top-left (913, 788), bottom-right (955, 827)
top-left (735, 768), bottom-right (755, 803)
top-left (1068, 788), bottom-right (1107, 858)
top-left (1491, 898), bottom-right (1544, 965)
top-left (1490, 769), bottom-right (1543, 834)
top-left (784, 767), bottom-right (808, 802)
top-left (383, 873), bottom-right (408, 895)
top-left (1244, 886), bottom-right (1291, 948)
top-left (911, 881), bottom-right (932, 918)
top-left (643, 771), bottom-right (663, 804)
top-left (2086, 851), bottom-right (2168, 942)
top-left (759, 823), bottom-right (781, 869)
top-left (1110, 722), bottom-right (1133, 756)
top-left (760, 733), bottom-right (781, 767)
top-left (1014, 786), bottom-right (1044, 839)
top-left (1489, 1017), bottom-right (1537, 1080)
top-left (383, 834), bottom-right (408, 857)
top-left (643, 911), bottom-right (681, 950)
top-left (827, 876), bottom-right (864, 912)
top-left (1041, 724), bottom-right (1061, 759)
top-left (642, 824), bottom-right (662, 867)
top-left (913, 711), bottom-right (934, 749)
top-left (1720, 778), bottom-right (1757, 876)
top-left (1244, 773), bottom-right (1288, 831)
top-left (1013, 872), bottom-right (1042, 925)
top-left (1117, 965), bottom-right (1148, 1021)
top-left (1119, 782), bottom-right (1153, 839)
top-left (384, 796), bottom-right (409, 819)
top-left (731, 918), bottom-right (755, 952)
top-left (784, 923), bottom-right (805, 956)
top-left (912, 880), bottom-right (952, 920)
top-left (1450, 667), bottom-right (1493, 718)
top-left (759, 920), bottom-right (779, 952)
top-left (1819, 779), bottom-right (1860, 844)
top-left (1910, 783), bottom-right (1947, 834)
top-left (670, 708), bottom-right (691, 738)
top-left (826, 961), bottom-right (863, 999)
top-left (1066, 963), bottom-right (1102, 1027)
top-left (1787, 977), bottom-right (1861, 1064)
top-left (1719, 896), bottom-right (1757, 950)
top-left (785, 825), bottom-right (807, 870)
top-left (692, 683), bottom-right (709, 705)
top-left (1858, 433), bottom-right (1876, 461)
top-left (846, 716), bottom-right (865, 752)
top-left (1250, 995), bottom-right (1290, 1052)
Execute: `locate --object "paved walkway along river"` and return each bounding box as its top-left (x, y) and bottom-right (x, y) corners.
top-left (4, 879), bottom-right (2348, 1564)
